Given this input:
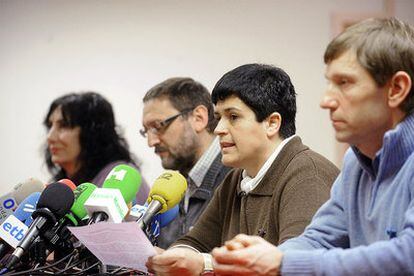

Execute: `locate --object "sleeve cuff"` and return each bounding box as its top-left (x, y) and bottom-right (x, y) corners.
top-left (281, 250), bottom-right (321, 275)
top-left (169, 244), bottom-right (201, 253)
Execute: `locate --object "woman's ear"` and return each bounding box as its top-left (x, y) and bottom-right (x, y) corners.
top-left (388, 71), bottom-right (412, 109)
top-left (190, 105), bottom-right (209, 133)
top-left (265, 112), bottom-right (282, 138)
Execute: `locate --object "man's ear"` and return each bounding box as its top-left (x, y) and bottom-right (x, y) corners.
top-left (265, 112), bottom-right (282, 138)
top-left (388, 71), bottom-right (412, 109)
top-left (190, 105), bottom-right (209, 132)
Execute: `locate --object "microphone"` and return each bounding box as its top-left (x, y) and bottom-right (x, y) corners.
top-left (102, 164), bottom-right (142, 204)
top-left (0, 192), bottom-right (41, 260)
top-left (4, 182), bottom-right (74, 270)
top-left (11, 178), bottom-right (44, 206)
top-left (137, 171), bottom-right (187, 230)
top-left (125, 204), bottom-right (148, 222)
top-left (68, 182), bottom-right (97, 225)
top-left (57, 179), bottom-right (77, 191)
top-left (43, 182), bottom-right (98, 242)
top-left (32, 183), bottom-right (98, 263)
top-left (13, 192), bottom-right (41, 227)
top-left (0, 178), bottom-right (44, 224)
top-left (36, 183), bottom-right (97, 262)
top-left (150, 204), bottom-right (180, 245)
top-left (84, 165), bottom-right (142, 224)
top-left (157, 204), bottom-right (179, 228)
top-left (124, 203), bottom-right (179, 245)
top-left (126, 203), bottom-right (179, 227)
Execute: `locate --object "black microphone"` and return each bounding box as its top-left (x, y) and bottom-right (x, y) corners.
top-left (4, 182), bottom-right (74, 270)
top-left (37, 183), bottom-right (99, 261)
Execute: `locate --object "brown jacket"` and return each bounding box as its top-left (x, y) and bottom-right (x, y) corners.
top-left (174, 136), bottom-right (339, 251)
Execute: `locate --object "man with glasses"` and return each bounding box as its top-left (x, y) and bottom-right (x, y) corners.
top-left (141, 77), bottom-right (231, 249)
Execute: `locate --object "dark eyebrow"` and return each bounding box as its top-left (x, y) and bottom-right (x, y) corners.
top-left (223, 107), bottom-right (242, 113)
top-left (327, 70), bottom-right (358, 80)
top-left (215, 107), bottom-right (242, 115)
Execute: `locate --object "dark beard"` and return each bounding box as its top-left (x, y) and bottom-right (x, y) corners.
top-left (168, 152), bottom-right (197, 177)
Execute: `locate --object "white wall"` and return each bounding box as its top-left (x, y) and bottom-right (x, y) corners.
top-left (0, 0), bottom-right (413, 194)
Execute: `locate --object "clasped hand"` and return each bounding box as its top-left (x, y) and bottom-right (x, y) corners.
top-left (212, 234), bottom-right (283, 276)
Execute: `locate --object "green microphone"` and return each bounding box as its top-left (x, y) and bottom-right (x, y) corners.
top-left (102, 164), bottom-right (142, 204)
top-left (71, 183), bottom-right (98, 222)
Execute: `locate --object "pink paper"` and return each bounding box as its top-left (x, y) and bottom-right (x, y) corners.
top-left (69, 221), bottom-right (156, 272)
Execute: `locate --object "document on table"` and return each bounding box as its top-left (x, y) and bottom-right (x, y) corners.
top-left (69, 221), bottom-right (156, 272)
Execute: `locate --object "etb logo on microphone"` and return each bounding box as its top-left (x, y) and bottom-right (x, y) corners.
top-left (0, 215), bottom-right (28, 248)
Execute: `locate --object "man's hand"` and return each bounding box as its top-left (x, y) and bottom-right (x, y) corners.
top-left (146, 247), bottom-right (204, 276)
top-left (212, 234), bottom-right (283, 276)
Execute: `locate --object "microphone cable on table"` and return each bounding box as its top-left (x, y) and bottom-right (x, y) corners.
top-left (4, 249), bottom-right (77, 276)
top-left (54, 254), bottom-right (94, 274)
top-left (71, 260), bottom-right (100, 275)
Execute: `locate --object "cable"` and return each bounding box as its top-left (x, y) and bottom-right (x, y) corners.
top-left (115, 269), bottom-right (147, 275)
top-left (109, 266), bottom-right (124, 275)
top-left (55, 255), bottom-right (93, 274)
top-left (5, 250), bottom-right (77, 276)
top-left (108, 267), bottom-right (147, 275)
top-left (62, 251), bottom-right (76, 270)
top-left (71, 261), bottom-right (100, 275)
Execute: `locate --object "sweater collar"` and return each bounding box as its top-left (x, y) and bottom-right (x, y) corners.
top-left (352, 113), bottom-right (414, 179)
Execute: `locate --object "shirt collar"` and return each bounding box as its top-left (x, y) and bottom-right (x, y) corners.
top-left (188, 137), bottom-right (221, 187)
top-left (240, 135), bottom-right (296, 194)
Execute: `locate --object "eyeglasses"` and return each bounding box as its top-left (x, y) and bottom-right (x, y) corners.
top-left (140, 108), bottom-right (193, 138)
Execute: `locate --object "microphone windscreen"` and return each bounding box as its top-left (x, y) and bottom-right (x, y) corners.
top-left (12, 178), bottom-right (44, 204)
top-left (71, 182), bottom-right (97, 220)
top-left (102, 164), bottom-right (141, 204)
top-left (13, 192), bottom-right (40, 224)
top-left (148, 171), bottom-right (187, 213)
top-left (37, 183), bottom-right (74, 219)
top-left (57, 179), bottom-right (77, 191)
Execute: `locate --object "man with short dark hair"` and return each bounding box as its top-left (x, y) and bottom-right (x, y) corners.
top-left (212, 17), bottom-right (414, 275)
top-left (146, 64), bottom-right (339, 275)
top-left (141, 77), bottom-right (231, 249)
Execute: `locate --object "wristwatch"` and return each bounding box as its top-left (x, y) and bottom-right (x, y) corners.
top-left (200, 253), bottom-right (214, 275)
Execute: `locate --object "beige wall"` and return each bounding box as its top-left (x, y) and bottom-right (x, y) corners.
top-left (0, 0), bottom-right (413, 194)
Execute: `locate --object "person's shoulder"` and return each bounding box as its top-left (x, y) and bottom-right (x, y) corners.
top-left (271, 137), bottom-right (339, 191)
top-left (284, 137), bottom-right (339, 174)
top-left (396, 151), bottom-right (414, 183)
top-left (214, 167), bottom-right (240, 192)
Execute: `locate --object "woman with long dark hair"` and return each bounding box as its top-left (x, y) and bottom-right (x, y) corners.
top-left (44, 91), bottom-right (149, 204)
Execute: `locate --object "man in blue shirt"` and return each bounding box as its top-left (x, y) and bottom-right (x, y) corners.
top-left (212, 17), bottom-right (414, 276)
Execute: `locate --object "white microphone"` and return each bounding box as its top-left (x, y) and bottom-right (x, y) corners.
top-left (84, 188), bottom-right (129, 223)
top-left (0, 177), bottom-right (44, 224)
